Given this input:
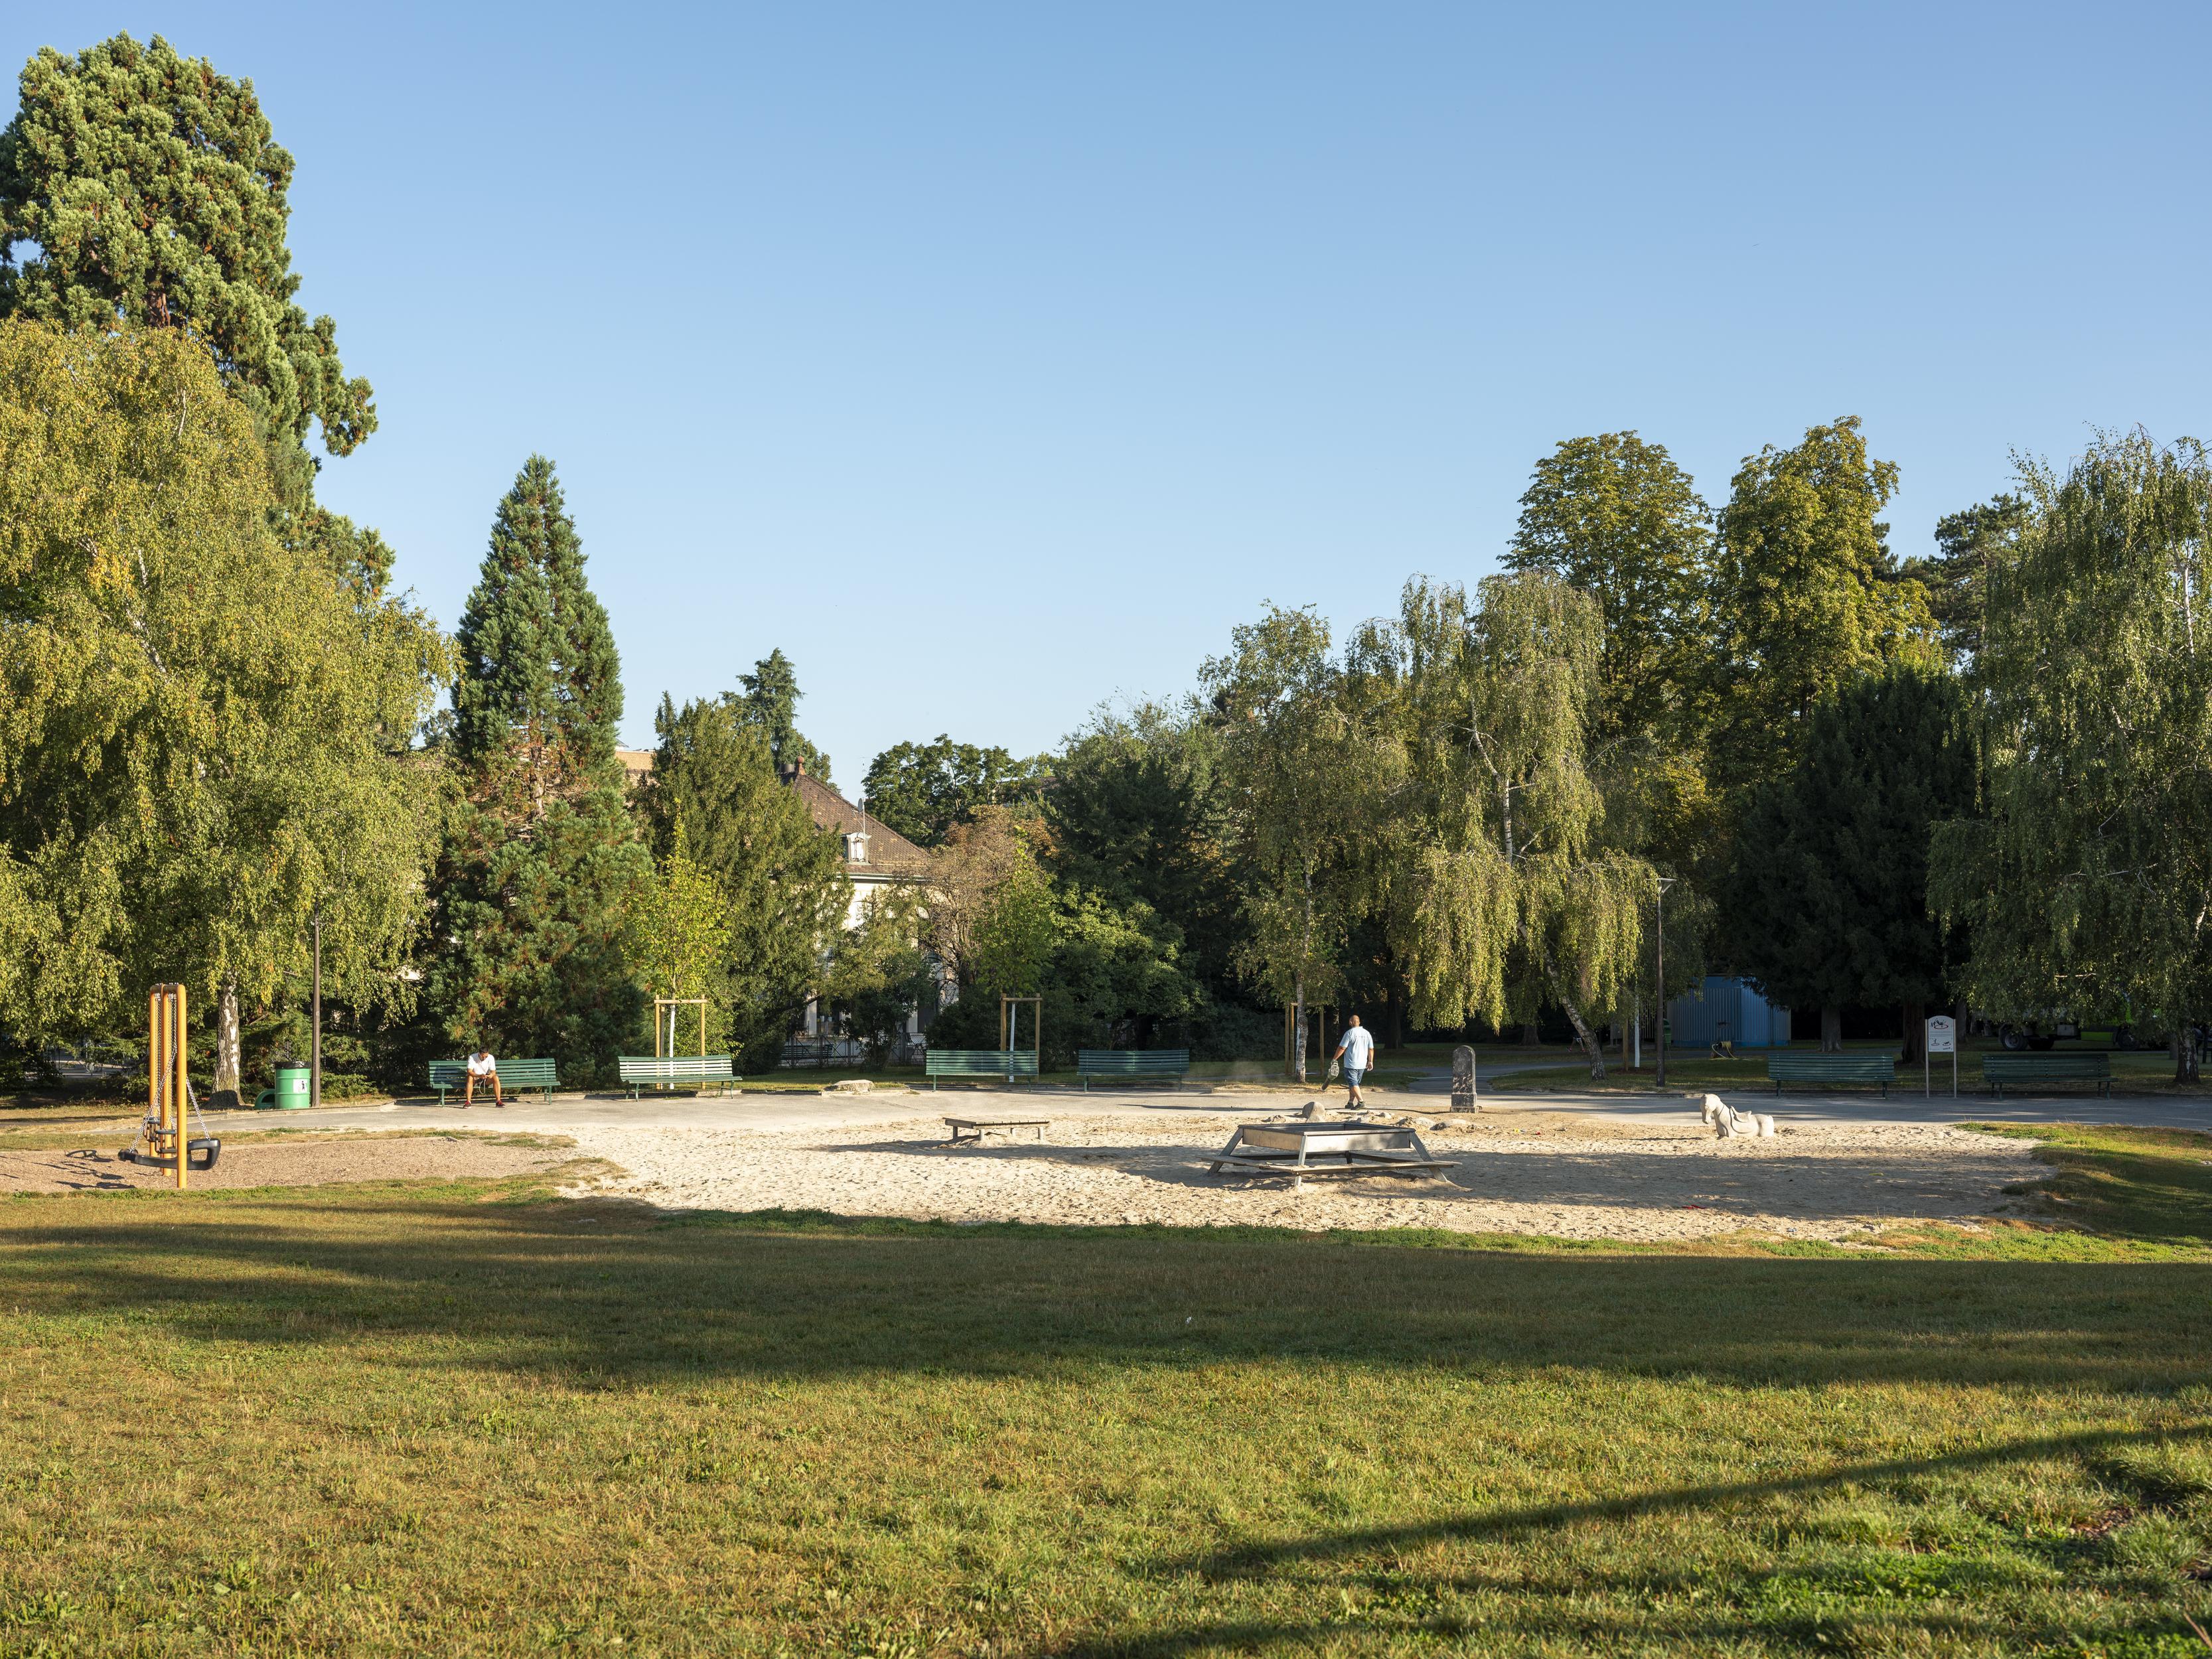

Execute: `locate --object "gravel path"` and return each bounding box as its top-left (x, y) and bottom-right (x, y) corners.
top-left (568, 1109), bottom-right (2043, 1242)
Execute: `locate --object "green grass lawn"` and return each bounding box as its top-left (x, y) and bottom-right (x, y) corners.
top-left (3, 1129), bottom-right (2211, 1654)
top-left (1487, 1042), bottom-right (2207, 1098)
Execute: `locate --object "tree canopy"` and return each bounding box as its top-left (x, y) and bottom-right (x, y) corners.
top-left (1709, 417), bottom-right (1936, 798)
top-left (1726, 663), bottom-right (1973, 1055)
top-left (1932, 431), bottom-right (2212, 1078)
top-left (0, 33), bottom-right (374, 503)
top-left (0, 320), bottom-right (443, 1045)
top-left (863, 734), bottom-right (1048, 847)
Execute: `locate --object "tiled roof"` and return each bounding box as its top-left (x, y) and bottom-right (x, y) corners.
top-left (616, 749), bottom-right (655, 789)
top-left (785, 768), bottom-right (933, 879)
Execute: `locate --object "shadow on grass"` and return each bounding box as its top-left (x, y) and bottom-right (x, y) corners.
top-left (4, 1189), bottom-right (2211, 1392)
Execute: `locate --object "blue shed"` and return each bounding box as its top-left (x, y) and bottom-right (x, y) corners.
top-left (1665, 976), bottom-right (1790, 1049)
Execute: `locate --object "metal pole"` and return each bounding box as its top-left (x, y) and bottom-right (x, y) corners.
top-left (311, 909), bottom-right (323, 1110)
top-left (1655, 880), bottom-right (1672, 1088)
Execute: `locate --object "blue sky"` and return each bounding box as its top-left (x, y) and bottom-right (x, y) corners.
top-left (13, 4), bottom-right (2212, 777)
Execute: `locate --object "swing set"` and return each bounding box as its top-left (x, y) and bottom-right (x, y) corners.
top-left (121, 983), bottom-right (222, 1187)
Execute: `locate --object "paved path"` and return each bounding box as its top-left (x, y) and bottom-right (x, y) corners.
top-left (155, 1080), bottom-right (2211, 1139)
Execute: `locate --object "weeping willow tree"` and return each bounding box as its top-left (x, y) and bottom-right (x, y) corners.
top-left (1385, 573), bottom-right (1653, 1077)
top-left (1932, 431), bottom-right (2212, 1081)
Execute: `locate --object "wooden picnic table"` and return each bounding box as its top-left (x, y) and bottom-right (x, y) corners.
top-left (944, 1117), bottom-right (1050, 1145)
top-left (1207, 1119), bottom-right (1455, 1190)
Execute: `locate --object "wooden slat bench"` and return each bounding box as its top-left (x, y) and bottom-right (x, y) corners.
top-left (925, 1049), bottom-right (1040, 1089)
top-left (1765, 1054), bottom-right (1896, 1096)
top-left (429, 1056), bottom-right (560, 1104)
top-left (1077, 1048), bottom-right (1191, 1090)
top-left (617, 1055), bottom-right (739, 1098)
top-left (944, 1118), bottom-right (1049, 1145)
top-left (1982, 1052), bottom-right (2112, 1097)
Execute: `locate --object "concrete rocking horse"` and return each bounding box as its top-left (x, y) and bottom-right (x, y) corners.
top-left (1701, 1093), bottom-right (1775, 1139)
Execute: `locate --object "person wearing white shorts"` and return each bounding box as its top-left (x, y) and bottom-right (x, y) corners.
top-left (1332, 1016), bottom-right (1374, 1110)
top-left (464, 1048), bottom-right (502, 1108)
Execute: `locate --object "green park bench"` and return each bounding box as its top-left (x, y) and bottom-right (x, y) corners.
top-left (428, 1056), bottom-right (559, 1104)
top-left (925, 1049), bottom-right (1040, 1089)
top-left (1982, 1052), bottom-right (2112, 1097)
top-left (1076, 1048), bottom-right (1192, 1090)
top-left (617, 1055), bottom-right (740, 1098)
top-left (1765, 1053), bottom-right (1897, 1096)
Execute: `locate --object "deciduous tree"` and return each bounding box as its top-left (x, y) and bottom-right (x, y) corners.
top-left (864, 735), bottom-right (1047, 847)
top-left (0, 321), bottom-right (444, 1070)
top-left (1932, 431), bottom-right (2212, 1080)
top-left (1381, 574), bottom-right (1651, 1078)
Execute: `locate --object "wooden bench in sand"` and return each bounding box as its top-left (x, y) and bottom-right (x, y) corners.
top-left (944, 1117), bottom-right (1050, 1145)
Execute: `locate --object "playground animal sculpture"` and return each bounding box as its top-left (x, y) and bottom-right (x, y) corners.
top-left (1701, 1094), bottom-right (1775, 1139)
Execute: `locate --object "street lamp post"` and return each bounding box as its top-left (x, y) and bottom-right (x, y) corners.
top-left (1654, 877), bottom-right (1676, 1088)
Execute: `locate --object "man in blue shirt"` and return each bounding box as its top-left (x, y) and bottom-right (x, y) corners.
top-left (1331, 1015), bottom-right (1375, 1112)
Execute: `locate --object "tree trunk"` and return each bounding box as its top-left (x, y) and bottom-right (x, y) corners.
top-left (2172, 1023), bottom-right (2200, 1084)
top-left (1550, 975), bottom-right (1607, 1080)
top-left (213, 978), bottom-right (242, 1109)
top-left (1820, 1005), bottom-right (1843, 1054)
top-left (1292, 974), bottom-right (1308, 1083)
top-left (1901, 1001), bottom-right (1924, 1064)
top-left (1519, 1022), bottom-right (1539, 1047)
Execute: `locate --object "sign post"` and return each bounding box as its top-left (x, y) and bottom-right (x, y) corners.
top-left (1925, 1015), bottom-right (1956, 1098)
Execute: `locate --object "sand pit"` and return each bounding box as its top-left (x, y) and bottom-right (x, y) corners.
top-left (0, 1132), bottom-right (575, 1195)
top-left (569, 1109), bottom-right (2044, 1242)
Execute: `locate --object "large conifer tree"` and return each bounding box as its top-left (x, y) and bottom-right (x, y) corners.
top-left (426, 457), bottom-right (645, 1078)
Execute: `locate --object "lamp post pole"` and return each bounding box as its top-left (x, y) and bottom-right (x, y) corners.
top-left (1655, 877), bottom-right (1676, 1089)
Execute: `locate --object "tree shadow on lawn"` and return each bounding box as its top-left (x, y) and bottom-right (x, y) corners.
top-left (1055, 1419), bottom-right (2212, 1656)
top-left (3, 1190), bottom-right (2209, 1392)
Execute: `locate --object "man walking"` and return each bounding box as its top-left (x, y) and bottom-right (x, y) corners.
top-left (463, 1047), bottom-right (502, 1108)
top-left (1331, 1015), bottom-right (1375, 1113)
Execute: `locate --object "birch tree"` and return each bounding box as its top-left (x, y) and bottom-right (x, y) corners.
top-left (1204, 607), bottom-right (1386, 1081)
top-left (1931, 431), bottom-right (2212, 1080)
top-left (1384, 573), bottom-right (1651, 1078)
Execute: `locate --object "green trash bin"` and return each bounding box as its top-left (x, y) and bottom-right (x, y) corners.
top-left (256, 1065), bottom-right (311, 1110)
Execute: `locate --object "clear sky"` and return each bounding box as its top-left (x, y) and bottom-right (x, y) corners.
top-left (13, 4), bottom-right (2212, 778)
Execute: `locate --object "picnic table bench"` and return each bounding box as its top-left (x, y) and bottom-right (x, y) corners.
top-left (944, 1117), bottom-right (1050, 1144)
top-left (1982, 1052), bottom-right (2112, 1097)
top-left (1765, 1054), bottom-right (1896, 1096)
top-left (1207, 1119), bottom-right (1455, 1190)
top-left (617, 1055), bottom-right (740, 1098)
top-left (926, 1049), bottom-right (1040, 1089)
top-left (428, 1056), bottom-right (559, 1104)
top-left (1077, 1048), bottom-right (1191, 1090)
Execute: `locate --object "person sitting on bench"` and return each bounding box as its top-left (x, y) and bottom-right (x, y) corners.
top-left (464, 1048), bottom-right (502, 1108)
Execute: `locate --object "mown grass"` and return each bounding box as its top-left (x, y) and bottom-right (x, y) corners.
top-left (1, 1131), bottom-right (2211, 1654)
top-left (1489, 1046), bottom-right (2203, 1097)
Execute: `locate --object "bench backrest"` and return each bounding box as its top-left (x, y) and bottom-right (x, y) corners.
top-left (617, 1055), bottom-right (737, 1079)
top-left (1078, 1048), bottom-right (1191, 1074)
top-left (430, 1056), bottom-right (559, 1085)
top-left (926, 1048), bottom-right (1041, 1077)
top-left (1767, 1054), bottom-right (1895, 1076)
top-left (1982, 1052), bottom-right (2110, 1076)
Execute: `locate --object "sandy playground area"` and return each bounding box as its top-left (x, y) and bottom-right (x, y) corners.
top-left (0, 1132), bottom-right (575, 1195)
top-left (569, 1107), bottom-right (2043, 1243)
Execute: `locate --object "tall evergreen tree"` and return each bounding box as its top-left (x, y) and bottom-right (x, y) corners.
top-left (1726, 663), bottom-right (1973, 1055)
top-left (0, 33), bottom-right (374, 508)
top-left (1899, 494), bottom-right (2031, 666)
top-left (737, 648), bottom-right (832, 780)
top-left (427, 458), bottom-right (646, 1078)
